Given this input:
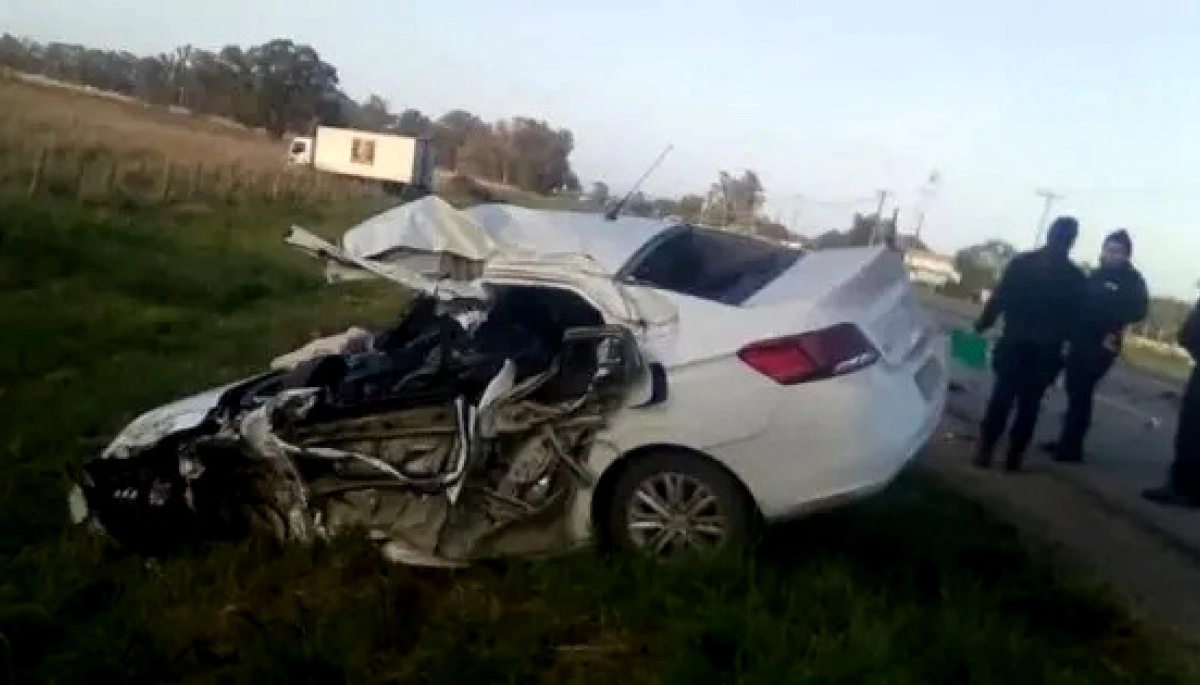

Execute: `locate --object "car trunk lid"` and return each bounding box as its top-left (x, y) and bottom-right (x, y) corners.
top-left (746, 246), bottom-right (932, 366)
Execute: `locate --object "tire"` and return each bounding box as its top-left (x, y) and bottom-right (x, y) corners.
top-left (604, 451), bottom-right (757, 557)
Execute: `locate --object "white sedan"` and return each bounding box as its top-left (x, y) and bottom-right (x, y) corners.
top-left (69, 197), bottom-right (947, 564)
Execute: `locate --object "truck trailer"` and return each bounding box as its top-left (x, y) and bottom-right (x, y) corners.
top-left (288, 127), bottom-right (435, 197)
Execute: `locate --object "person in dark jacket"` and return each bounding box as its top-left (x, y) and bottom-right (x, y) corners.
top-left (973, 217), bottom-right (1088, 471)
top-left (1041, 230), bottom-right (1149, 462)
top-left (1143, 298), bottom-right (1200, 507)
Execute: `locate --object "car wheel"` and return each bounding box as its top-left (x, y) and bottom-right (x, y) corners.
top-left (604, 451), bottom-right (757, 557)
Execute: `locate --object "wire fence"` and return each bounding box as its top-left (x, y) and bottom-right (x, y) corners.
top-left (0, 140), bottom-right (383, 207)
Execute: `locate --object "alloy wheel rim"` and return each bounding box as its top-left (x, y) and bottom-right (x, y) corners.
top-left (626, 472), bottom-right (726, 554)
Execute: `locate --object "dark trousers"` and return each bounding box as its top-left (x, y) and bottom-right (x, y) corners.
top-left (980, 339), bottom-right (1063, 464)
top-left (1170, 367), bottom-right (1200, 499)
top-left (1057, 345), bottom-right (1116, 457)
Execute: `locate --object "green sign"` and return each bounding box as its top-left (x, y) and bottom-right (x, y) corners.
top-left (950, 329), bottom-right (989, 369)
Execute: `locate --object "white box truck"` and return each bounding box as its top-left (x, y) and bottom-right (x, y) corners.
top-left (288, 126), bottom-right (435, 197)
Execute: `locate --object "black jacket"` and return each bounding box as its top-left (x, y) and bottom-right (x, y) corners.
top-left (1071, 264), bottom-right (1148, 351)
top-left (976, 248), bottom-right (1087, 347)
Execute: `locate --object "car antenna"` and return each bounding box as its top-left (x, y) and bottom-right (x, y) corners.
top-left (605, 144), bottom-right (674, 221)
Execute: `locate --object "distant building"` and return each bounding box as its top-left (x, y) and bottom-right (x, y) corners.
top-left (903, 249), bottom-right (960, 288)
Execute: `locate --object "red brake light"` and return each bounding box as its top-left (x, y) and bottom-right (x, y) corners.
top-left (738, 323), bottom-right (879, 385)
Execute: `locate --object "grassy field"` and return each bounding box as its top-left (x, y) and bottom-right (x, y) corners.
top-left (0, 74), bottom-right (380, 210)
top-left (0, 74), bottom-right (586, 214)
top-left (0, 75), bottom-right (1196, 682)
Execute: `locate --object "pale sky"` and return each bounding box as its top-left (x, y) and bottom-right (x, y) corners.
top-left (5, 1), bottom-right (1200, 298)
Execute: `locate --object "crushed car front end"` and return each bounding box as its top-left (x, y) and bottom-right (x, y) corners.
top-left (68, 199), bottom-right (673, 566)
top-left (71, 285), bottom-right (651, 565)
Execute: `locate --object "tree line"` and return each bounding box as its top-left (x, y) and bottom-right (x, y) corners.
top-left (0, 34), bottom-right (580, 194)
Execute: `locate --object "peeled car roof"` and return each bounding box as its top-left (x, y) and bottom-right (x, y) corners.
top-left (339, 196), bottom-right (677, 275)
top-left (462, 203), bottom-right (674, 274)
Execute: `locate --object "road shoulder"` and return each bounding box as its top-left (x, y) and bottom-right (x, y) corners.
top-left (921, 418), bottom-right (1200, 654)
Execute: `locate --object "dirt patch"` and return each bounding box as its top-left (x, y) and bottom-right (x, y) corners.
top-left (923, 418), bottom-right (1200, 654)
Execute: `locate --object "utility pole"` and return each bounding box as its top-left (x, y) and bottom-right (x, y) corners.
top-left (888, 206), bottom-right (900, 249)
top-left (914, 171), bottom-right (937, 243)
top-left (869, 189), bottom-right (891, 245)
top-left (1032, 188), bottom-right (1062, 246)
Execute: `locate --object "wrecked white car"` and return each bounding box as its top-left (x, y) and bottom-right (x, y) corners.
top-left (69, 197), bottom-right (948, 566)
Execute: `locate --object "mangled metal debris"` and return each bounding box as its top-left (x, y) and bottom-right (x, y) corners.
top-left (70, 196), bottom-right (668, 566)
top-left (73, 289), bottom-right (644, 566)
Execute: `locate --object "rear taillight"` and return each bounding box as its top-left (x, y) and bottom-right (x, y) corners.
top-left (737, 323), bottom-right (879, 385)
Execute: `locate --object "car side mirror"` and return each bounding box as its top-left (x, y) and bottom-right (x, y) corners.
top-left (560, 325), bottom-right (642, 392)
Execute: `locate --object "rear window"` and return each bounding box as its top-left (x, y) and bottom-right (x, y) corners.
top-left (619, 226), bottom-right (803, 305)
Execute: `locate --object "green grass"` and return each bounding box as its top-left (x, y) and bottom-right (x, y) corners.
top-left (0, 197), bottom-right (1194, 683)
top-left (1121, 345), bottom-right (1194, 384)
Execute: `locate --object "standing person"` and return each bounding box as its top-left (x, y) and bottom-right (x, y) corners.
top-left (1143, 298), bottom-right (1200, 508)
top-left (1041, 230), bottom-right (1149, 462)
top-left (972, 217), bottom-right (1088, 471)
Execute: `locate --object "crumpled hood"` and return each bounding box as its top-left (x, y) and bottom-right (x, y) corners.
top-left (99, 382), bottom-right (240, 459)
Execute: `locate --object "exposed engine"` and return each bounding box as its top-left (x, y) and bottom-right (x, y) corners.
top-left (74, 287), bottom-right (643, 566)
